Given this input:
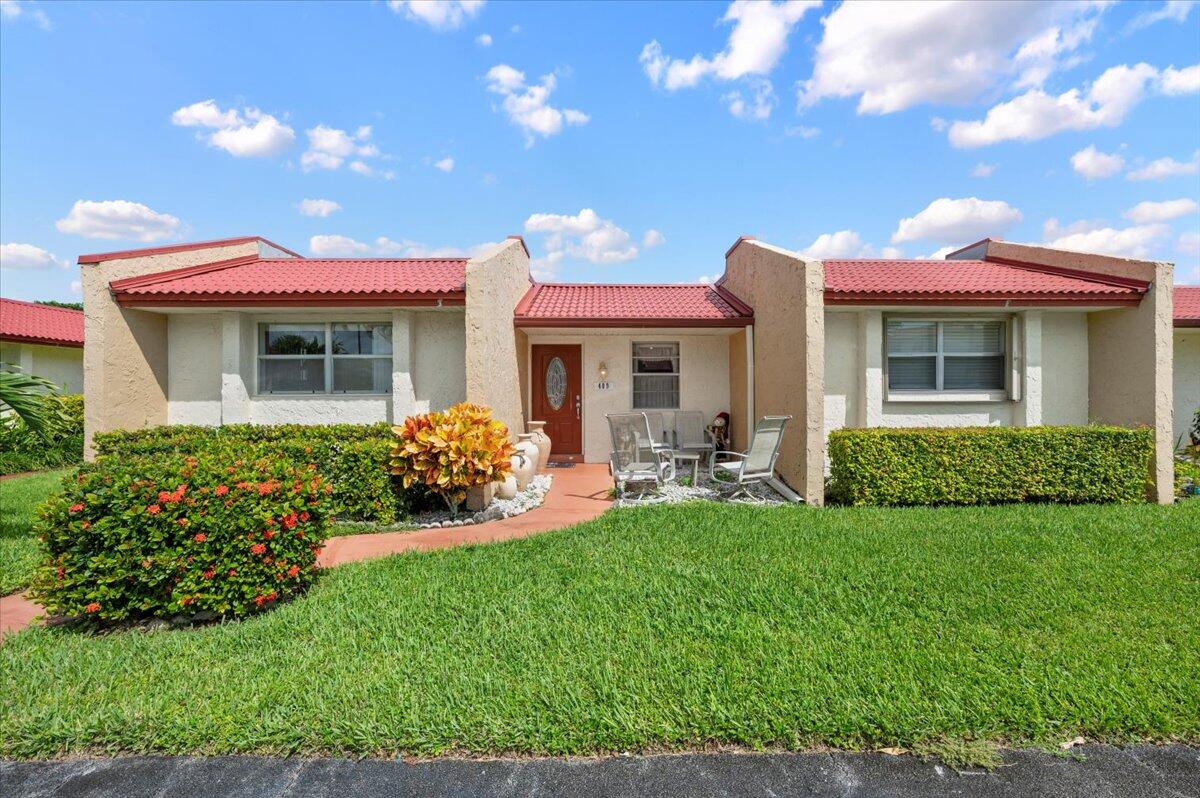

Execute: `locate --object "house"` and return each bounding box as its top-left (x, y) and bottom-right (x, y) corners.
top-left (0, 297), bottom-right (85, 393)
top-left (81, 234), bottom-right (1182, 505)
top-left (1176, 285), bottom-right (1200, 446)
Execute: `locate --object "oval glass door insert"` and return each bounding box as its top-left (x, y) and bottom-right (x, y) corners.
top-left (545, 356), bottom-right (567, 411)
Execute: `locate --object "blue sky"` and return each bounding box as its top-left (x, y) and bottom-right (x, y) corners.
top-left (1, 0), bottom-right (1198, 302)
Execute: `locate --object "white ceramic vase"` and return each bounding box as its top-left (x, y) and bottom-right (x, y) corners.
top-left (513, 434), bottom-right (540, 490)
top-left (496, 474), bottom-right (518, 500)
top-left (526, 421), bottom-right (552, 472)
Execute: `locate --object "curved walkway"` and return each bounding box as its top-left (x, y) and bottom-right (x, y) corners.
top-left (0, 464), bottom-right (613, 640)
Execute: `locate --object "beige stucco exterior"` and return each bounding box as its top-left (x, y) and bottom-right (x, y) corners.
top-left (720, 239), bottom-right (825, 504)
top-left (953, 240), bottom-right (1174, 504)
top-left (0, 340), bottom-right (83, 394)
top-left (82, 240), bottom-right (271, 456)
top-left (1175, 329), bottom-right (1199, 445)
top-left (465, 238), bottom-right (531, 441)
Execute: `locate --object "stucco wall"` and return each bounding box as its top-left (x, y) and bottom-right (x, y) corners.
top-left (522, 329), bottom-right (733, 463)
top-left (823, 312), bottom-right (858, 436)
top-left (167, 314), bottom-right (222, 425)
top-left (1175, 329), bottom-right (1199, 444)
top-left (412, 309), bottom-right (467, 414)
top-left (1, 341), bottom-right (83, 393)
top-left (1041, 313), bottom-right (1089, 425)
top-left (83, 241), bottom-right (265, 456)
top-left (465, 239), bottom-right (530, 441)
top-left (728, 327), bottom-right (748, 452)
top-left (720, 239), bottom-right (825, 503)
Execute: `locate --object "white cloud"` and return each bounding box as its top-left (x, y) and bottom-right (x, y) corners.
top-left (309, 235), bottom-right (373, 257)
top-left (302, 124), bottom-right (382, 173)
top-left (1123, 199), bottom-right (1199, 224)
top-left (0, 0), bottom-right (51, 30)
top-left (971, 163), bottom-right (996, 178)
top-left (927, 246), bottom-right (958, 259)
top-left (723, 79), bottom-right (777, 120)
top-left (475, 33), bottom-right (492, 46)
top-left (311, 234), bottom-right (499, 259)
top-left (642, 229), bottom-right (666, 248)
top-left (1126, 0), bottom-right (1196, 32)
top-left (784, 124), bottom-right (820, 138)
top-left (55, 199), bottom-right (181, 242)
top-left (297, 198), bottom-right (342, 218)
top-left (1160, 64), bottom-right (1200, 95)
top-left (1178, 231), bottom-right (1200, 258)
top-left (1126, 150), bottom-right (1200, 181)
top-left (523, 209), bottom-right (639, 276)
top-left (1070, 145), bottom-right (1124, 179)
top-left (947, 62), bottom-right (1165, 148)
top-left (891, 197), bottom-right (1022, 245)
top-left (485, 64), bottom-right (589, 146)
top-left (640, 1), bottom-right (820, 90)
top-left (800, 230), bottom-right (873, 259)
top-left (799, 1), bottom-right (1106, 114)
top-left (171, 100), bottom-right (295, 157)
top-left (388, 0), bottom-right (484, 30)
top-left (1043, 217), bottom-right (1170, 259)
top-left (696, 274), bottom-right (722, 284)
top-left (433, 157), bottom-right (455, 172)
top-left (69, 279), bottom-right (82, 295)
top-left (0, 242), bottom-right (67, 270)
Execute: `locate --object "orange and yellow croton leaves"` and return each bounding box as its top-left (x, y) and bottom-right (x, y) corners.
top-left (389, 403), bottom-right (516, 505)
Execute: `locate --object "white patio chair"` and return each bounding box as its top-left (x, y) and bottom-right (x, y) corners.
top-left (708, 415), bottom-right (791, 501)
top-left (608, 412), bottom-right (676, 494)
top-left (643, 411), bottom-right (673, 452)
top-left (673, 411), bottom-right (715, 458)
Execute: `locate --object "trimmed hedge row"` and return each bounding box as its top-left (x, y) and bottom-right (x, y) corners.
top-left (0, 394), bottom-right (84, 475)
top-left (30, 448), bottom-right (332, 623)
top-left (827, 425), bottom-right (1153, 506)
top-left (93, 424), bottom-right (401, 522)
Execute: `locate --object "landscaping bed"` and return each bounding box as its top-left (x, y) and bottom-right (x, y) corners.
top-left (2, 500), bottom-right (1196, 760)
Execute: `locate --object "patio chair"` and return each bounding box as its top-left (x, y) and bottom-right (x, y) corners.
top-left (643, 411), bottom-right (673, 451)
top-left (672, 411), bottom-right (715, 458)
top-left (607, 413), bottom-right (676, 494)
top-left (708, 415), bottom-right (791, 501)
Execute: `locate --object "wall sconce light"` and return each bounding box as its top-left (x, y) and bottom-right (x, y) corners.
top-left (598, 361), bottom-right (609, 380)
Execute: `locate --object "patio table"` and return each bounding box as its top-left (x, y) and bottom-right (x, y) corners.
top-left (672, 450), bottom-right (702, 483)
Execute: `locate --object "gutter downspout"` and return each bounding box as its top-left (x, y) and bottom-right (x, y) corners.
top-left (745, 324), bottom-right (755, 448)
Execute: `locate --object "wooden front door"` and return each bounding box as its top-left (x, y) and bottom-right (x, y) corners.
top-left (532, 344), bottom-right (583, 459)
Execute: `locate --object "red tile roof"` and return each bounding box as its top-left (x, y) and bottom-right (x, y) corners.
top-left (79, 236), bottom-right (301, 264)
top-left (515, 283), bottom-right (753, 327)
top-left (0, 298), bottom-right (84, 347)
top-left (1177, 286), bottom-right (1200, 327)
top-left (823, 259), bottom-right (1146, 305)
top-left (112, 257), bottom-right (468, 306)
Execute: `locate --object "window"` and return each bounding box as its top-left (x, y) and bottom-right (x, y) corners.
top-left (632, 342), bottom-right (679, 409)
top-left (886, 319), bottom-right (1006, 393)
top-left (257, 322), bottom-right (392, 394)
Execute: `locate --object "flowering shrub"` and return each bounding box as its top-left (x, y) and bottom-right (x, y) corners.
top-left (93, 423), bottom-right (399, 522)
top-left (389, 403), bottom-right (515, 515)
top-left (29, 449), bottom-right (332, 625)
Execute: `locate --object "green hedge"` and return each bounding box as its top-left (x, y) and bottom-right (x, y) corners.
top-left (0, 394), bottom-right (84, 475)
top-left (827, 425), bottom-right (1153, 507)
top-left (93, 424), bottom-right (401, 522)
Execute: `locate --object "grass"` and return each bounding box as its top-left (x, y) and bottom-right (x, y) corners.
top-left (1, 500), bottom-right (1197, 760)
top-left (0, 469), bottom-right (69, 595)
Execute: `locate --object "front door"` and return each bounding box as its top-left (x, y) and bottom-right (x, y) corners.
top-left (532, 344), bottom-right (582, 459)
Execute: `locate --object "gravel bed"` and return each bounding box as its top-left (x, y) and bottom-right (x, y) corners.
top-left (612, 473), bottom-right (786, 508)
top-left (411, 474), bottom-right (553, 529)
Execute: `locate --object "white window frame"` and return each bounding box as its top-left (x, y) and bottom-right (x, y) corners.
top-left (631, 341), bottom-right (681, 410)
top-left (883, 316), bottom-right (1010, 402)
top-left (256, 321), bottom-right (392, 396)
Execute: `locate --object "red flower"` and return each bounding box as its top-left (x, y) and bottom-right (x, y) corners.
top-left (56, 567), bottom-right (65, 580)
top-left (299, 511), bottom-right (310, 522)
top-left (81, 520), bottom-right (91, 530)
top-left (147, 504), bottom-right (161, 515)
top-left (258, 482), bottom-right (273, 496)
top-left (215, 485), bottom-right (229, 496)
top-left (193, 533), bottom-right (207, 543)
top-left (263, 529), bottom-right (276, 540)
top-left (250, 543), bottom-right (267, 555)
top-left (227, 568), bottom-right (237, 577)
top-left (236, 481), bottom-right (253, 491)
top-left (282, 513), bottom-right (298, 530)
top-left (176, 518), bottom-right (190, 527)
top-left (84, 602), bottom-right (100, 613)
top-left (181, 596), bottom-right (194, 606)
top-left (69, 503), bottom-right (84, 513)
top-left (287, 565), bottom-right (300, 578)
top-left (265, 517), bottom-right (277, 526)
top-left (158, 490), bottom-right (173, 503)
top-left (202, 569), bottom-right (215, 580)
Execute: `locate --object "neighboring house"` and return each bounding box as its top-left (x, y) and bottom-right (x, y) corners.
top-left (82, 234), bottom-right (1179, 504)
top-left (0, 297), bottom-right (85, 392)
top-left (1175, 286), bottom-right (1200, 446)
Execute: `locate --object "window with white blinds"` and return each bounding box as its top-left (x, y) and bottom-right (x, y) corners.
top-left (258, 322), bottom-right (392, 394)
top-left (632, 342), bottom-right (680, 409)
top-left (886, 319), bottom-right (1006, 392)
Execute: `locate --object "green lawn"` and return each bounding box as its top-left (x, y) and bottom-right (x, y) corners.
top-left (0, 469), bottom-right (69, 595)
top-left (1, 500), bottom-right (1197, 760)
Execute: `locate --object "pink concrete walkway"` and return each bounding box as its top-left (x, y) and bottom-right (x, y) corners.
top-left (0, 464), bottom-right (613, 639)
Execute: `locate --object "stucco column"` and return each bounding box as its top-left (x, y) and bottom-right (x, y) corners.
top-left (857, 311), bottom-right (883, 427)
top-left (391, 309), bottom-right (417, 420)
top-left (220, 311), bottom-right (250, 424)
top-left (1017, 311), bottom-right (1043, 427)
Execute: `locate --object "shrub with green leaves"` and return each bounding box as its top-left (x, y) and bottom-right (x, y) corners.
top-left (0, 394), bottom-right (84, 475)
top-left (93, 423), bottom-right (400, 522)
top-left (29, 450), bottom-right (332, 624)
top-left (827, 425), bottom-right (1153, 507)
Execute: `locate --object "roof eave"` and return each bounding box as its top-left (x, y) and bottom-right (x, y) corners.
top-left (114, 291), bottom-right (466, 308)
top-left (514, 316), bottom-right (752, 328)
top-left (0, 332), bottom-right (84, 348)
top-left (80, 236), bottom-right (301, 265)
top-left (823, 292), bottom-right (1143, 307)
